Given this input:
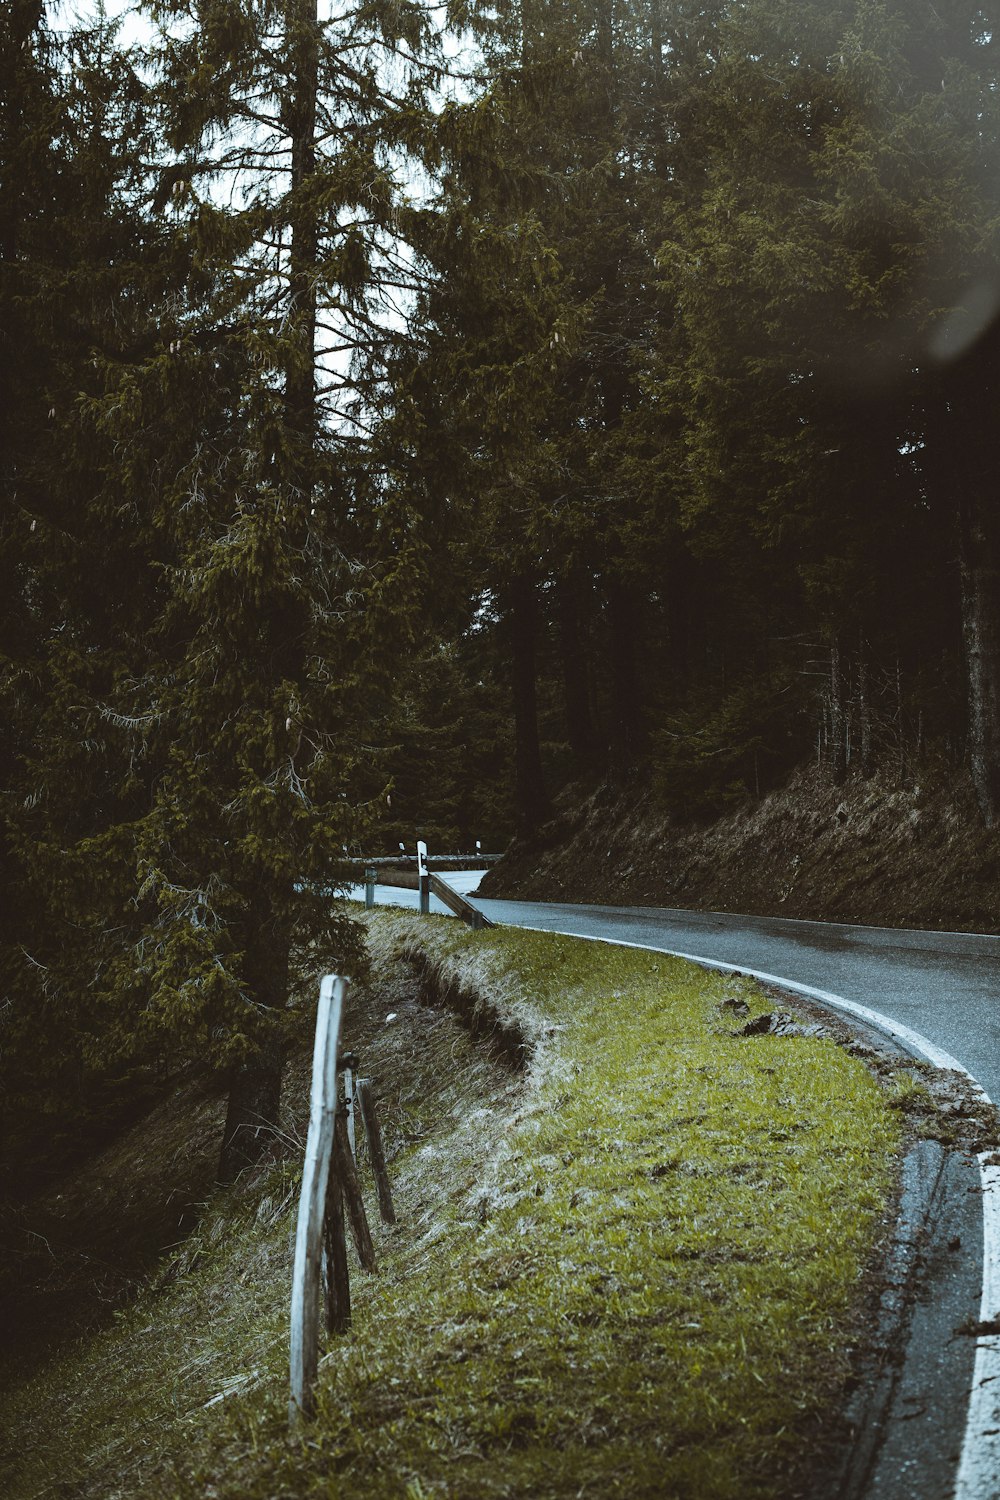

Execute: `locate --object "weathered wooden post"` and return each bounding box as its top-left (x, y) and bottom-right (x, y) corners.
top-left (417, 838), bottom-right (429, 915)
top-left (341, 1050), bottom-right (359, 1159)
top-left (364, 865), bottom-right (376, 910)
top-left (323, 1160), bottom-right (351, 1335)
top-left (289, 974), bottom-right (346, 1427)
top-left (333, 1109), bottom-right (377, 1270)
top-left (356, 1077), bottom-right (396, 1225)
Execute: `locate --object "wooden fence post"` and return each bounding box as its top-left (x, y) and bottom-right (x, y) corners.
top-left (342, 1052), bottom-right (358, 1159)
top-left (324, 1166), bottom-right (351, 1335)
top-left (364, 866), bottom-right (376, 910)
top-left (356, 1077), bottom-right (396, 1225)
top-left (289, 973), bottom-right (347, 1428)
top-left (333, 1110), bottom-right (377, 1271)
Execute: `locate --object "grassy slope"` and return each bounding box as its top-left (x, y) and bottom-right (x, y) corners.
top-left (0, 912), bottom-right (903, 1499)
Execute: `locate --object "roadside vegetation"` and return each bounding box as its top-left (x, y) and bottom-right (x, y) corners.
top-left (1, 913), bottom-right (903, 1499)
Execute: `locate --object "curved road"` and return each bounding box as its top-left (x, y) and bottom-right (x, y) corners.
top-left (364, 875), bottom-right (1000, 1498)
top-left (375, 876), bottom-right (1000, 1094)
top-left (473, 896), bottom-right (1000, 1099)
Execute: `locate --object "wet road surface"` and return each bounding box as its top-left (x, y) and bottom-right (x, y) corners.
top-left (469, 895), bottom-right (1000, 1100)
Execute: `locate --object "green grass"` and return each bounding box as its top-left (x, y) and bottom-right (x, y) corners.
top-left (0, 913), bottom-right (902, 1499)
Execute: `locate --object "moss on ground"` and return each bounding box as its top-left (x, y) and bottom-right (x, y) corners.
top-left (0, 913), bottom-right (902, 1499)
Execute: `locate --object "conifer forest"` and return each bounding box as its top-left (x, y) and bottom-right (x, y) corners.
top-left (3, 0), bottom-right (1000, 1175)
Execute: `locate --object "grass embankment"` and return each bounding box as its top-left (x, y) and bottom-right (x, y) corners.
top-left (0, 912), bottom-right (902, 1499)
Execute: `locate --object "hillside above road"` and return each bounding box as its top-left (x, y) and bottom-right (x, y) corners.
top-left (480, 763), bottom-right (1000, 933)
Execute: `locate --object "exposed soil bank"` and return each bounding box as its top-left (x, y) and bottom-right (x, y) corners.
top-left (480, 762), bottom-right (1000, 932)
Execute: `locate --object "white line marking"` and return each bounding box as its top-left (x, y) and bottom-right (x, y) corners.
top-left (514, 922), bottom-right (1000, 1500)
top-left (957, 1155), bottom-right (1000, 1500)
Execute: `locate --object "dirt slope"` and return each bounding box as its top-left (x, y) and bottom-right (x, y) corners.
top-left (480, 762), bottom-right (1000, 932)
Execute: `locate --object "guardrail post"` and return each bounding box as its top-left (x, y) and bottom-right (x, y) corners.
top-left (289, 974), bottom-right (347, 1427)
top-left (417, 838), bottom-right (430, 915)
top-left (364, 866), bottom-right (376, 910)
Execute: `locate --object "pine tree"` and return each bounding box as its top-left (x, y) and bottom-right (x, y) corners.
top-left (122, 0), bottom-right (442, 1177)
top-left (403, 0), bottom-right (677, 824)
top-left (0, 6), bottom-right (167, 1158)
top-left (0, 0), bottom-right (57, 1019)
top-left (648, 0), bottom-right (1000, 807)
top-left (2, 0), bottom-right (445, 1179)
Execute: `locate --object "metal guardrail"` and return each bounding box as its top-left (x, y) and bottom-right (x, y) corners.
top-left (362, 864), bottom-right (494, 930)
top-left (352, 854), bottom-right (503, 870)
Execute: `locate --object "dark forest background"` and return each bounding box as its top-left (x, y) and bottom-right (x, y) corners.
top-left (4, 0), bottom-right (1000, 1176)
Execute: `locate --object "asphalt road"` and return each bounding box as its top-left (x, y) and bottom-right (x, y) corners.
top-left (372, 876), bottom-right (1000, 1093)
top-left (467, 894), bottom-right (1000, 1099)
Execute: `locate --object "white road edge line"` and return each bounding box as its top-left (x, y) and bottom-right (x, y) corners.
top-left (516, 922), bottom-right (1000, 1500)
top-left (570, 904), bottom-right (1000, 944)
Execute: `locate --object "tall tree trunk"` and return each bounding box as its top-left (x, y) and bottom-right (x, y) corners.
top-left (937, 346), bottom-right (1000, 826)
top-left (665, 544), bottom-right (691, 689)
top-left (828, 635), bottom-right (847, 786)
top-left (857, 634), bottom-right (874, 778)
top-left (650, 0), bottom-right (663, 83)
top-left (219, 908), bottom-right (289, 1181)
top-left (519, 0), bottom-right (538, 65)
top-left (219, 1038), bottom-right (285, 1183)
top-left (509, 572), bottom-right (549, 835)
top-left (285, 0), bottom-right (319, 452)
top-left (558, 566), bottom-right (598, 768)
top-left (608, 575), bottom-right (641, 774)
top-left (596, 0), bottom-right (613, 75)
top-left (958, 487), bottom-right (1000, 826)
top-left (219, 0), bottom-right (319, 1180)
